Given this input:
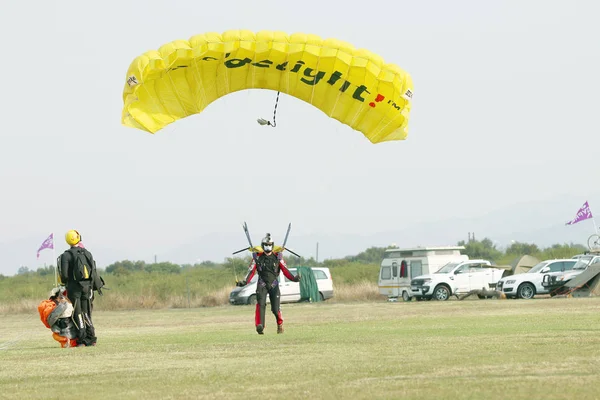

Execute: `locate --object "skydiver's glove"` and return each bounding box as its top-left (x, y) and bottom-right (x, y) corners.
top-left (236, 280), bottom-right (247, 287)
top-left (294, 275), bottom-right (301, 282)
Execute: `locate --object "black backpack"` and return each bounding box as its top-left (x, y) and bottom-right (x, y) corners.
top-left (68, 247), bottom-right (94, 282)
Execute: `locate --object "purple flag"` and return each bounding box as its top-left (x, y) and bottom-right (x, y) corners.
top-left (36, 233), bottom-right (54, 259)
top-left (565, 201), bottom-right (593, 225)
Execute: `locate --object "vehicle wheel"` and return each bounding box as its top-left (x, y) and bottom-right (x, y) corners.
top-left (517, 283), bottom-right (535, 299)
top-left (402, 291), bottom-right (411, 302)
top-left (248, 294), bottom-right (257, 305)
top-left (433, 285), bottom-right (450, 301)
top-left (319, 292), bottom-right (325, 301)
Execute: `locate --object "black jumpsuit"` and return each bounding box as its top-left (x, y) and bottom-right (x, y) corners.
top-left (59, 247), bottom-right (98, 346)
top-left (243, 252), bottom-right (298, 328)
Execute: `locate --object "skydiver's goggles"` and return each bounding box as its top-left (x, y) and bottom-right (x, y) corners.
top-left (262, 243), bottom-right (274, 252)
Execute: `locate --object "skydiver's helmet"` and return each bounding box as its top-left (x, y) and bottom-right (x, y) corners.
top-left (65, 230), bottom-right (81, 246)
top-left (262, 233), bottom-right (274, 253)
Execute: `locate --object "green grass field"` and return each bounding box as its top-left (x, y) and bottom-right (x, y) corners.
top-left (1, 297), bottom-right (599, 399)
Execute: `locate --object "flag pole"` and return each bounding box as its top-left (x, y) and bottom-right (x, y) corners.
top-left (589, 201), bottom-right (598, 235)
top-left (53, 232), bottom-right (57, 288)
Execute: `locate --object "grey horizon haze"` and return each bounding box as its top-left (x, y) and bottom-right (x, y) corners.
top-left (1, 0), bottom-right (599, 275)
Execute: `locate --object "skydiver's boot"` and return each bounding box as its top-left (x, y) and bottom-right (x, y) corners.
top-left (277, 323), bottom-right (284, 334)
top-left (76, 312), bottom-right (86, 344)
top-left (256, 324), bottom-right (264, 335)
top-left (83, 313), bottom-right (97, 346)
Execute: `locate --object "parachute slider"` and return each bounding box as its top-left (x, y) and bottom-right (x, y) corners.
top-left (256, 118), bottom-right (274, 127)
top-left (233, 221), bottom-right (301, 257)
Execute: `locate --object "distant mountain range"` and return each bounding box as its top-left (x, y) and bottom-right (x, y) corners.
top-left (160, 194), bottom-right (595, 264)
top-left (2, 194), bottom-right (595, 276)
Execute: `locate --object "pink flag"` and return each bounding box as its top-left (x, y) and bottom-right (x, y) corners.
top-left (36, 233), bottom-right (54, 259)
top-left (565, 201), bottom-right (593, 225)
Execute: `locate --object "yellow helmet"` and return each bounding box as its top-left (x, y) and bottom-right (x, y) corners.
top-left (65, 230), bottom-right (81, 246)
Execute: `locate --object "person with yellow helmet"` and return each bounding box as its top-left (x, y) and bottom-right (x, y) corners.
top-left (57, 230), bottom-right (102, 347)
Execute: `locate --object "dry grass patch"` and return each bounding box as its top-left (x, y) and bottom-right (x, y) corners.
top-left (330, 280), bottom-right (383, 302)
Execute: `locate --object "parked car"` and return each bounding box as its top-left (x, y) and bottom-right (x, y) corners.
top-left (229, 267), bottom-right (333, 305)
top-left (541, 252), bottom-right (600, 294)
top-left (496, 259), bottom-right (577, 299)
top-left (410, 259), bottom-right (504, 301)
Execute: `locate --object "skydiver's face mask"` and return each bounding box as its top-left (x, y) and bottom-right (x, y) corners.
top-left (263, 244), bottom-right (273, 252)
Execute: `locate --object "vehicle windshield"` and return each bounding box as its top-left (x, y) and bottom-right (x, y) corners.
top-left (572, 256), bottom-right (594, 270)
top-left (528, 261), bottom-right (550, 274)
top-left (436, 262), bottom-right (461, 274)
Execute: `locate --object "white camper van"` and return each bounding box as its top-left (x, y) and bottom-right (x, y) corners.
top-left (378, 246), bottom-right (468, 301)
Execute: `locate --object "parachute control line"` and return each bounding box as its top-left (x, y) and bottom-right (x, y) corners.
top-left (257, 91), bottom-right (280, 127)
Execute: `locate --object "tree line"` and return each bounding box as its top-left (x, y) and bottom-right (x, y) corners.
top-left (7, 238), bottom-right (589, 279)
top-left (456, 239), bottom-right (586, 264)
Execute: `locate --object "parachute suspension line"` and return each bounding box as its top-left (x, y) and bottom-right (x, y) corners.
top-left (257, 91), bottom-right (280, 127)
top-left (271, 91), bottom-right (280, 127)
top-left (0, 331), bottom-right (28, 351)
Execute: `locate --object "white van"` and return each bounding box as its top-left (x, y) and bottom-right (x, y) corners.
top-left (229, 267), bottom-right (333, 305)
top-left (378, 246), bottom-right (468, 301)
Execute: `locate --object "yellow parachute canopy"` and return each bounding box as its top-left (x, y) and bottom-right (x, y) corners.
top-left (121, 30), bottom-right (414, 144)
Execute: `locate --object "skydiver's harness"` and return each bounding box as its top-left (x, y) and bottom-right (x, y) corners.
top-left (255, 253), bottom-right (281, 290)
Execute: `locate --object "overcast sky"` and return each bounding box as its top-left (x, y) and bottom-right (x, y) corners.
top-left (1, 0), bottom-right (598, 274)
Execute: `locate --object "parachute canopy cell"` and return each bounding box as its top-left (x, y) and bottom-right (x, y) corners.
top-left (121, 30), bottom-right (414, 144)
